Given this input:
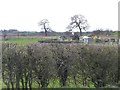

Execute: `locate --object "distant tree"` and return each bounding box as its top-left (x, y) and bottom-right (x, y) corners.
top-left (2, 30), bottom-right (7, 40)
top-left (72, 32), bottom-right (79, 40)
top-left (92, 29), bottom-right (102, 36)
top-left (67, 14), bottom-right (89, 37)
top-left (104, 29), bottom-right (112, 36)
top-left (38, 19), bottom-right (52, 36)
top-left (92, 29), bottom-right (112, 36)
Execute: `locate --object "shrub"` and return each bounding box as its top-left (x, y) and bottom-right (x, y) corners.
top-left (2, 43), bottom-right (118, 88)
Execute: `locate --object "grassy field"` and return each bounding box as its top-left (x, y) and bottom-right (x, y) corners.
top-left (4, 38), bottom-right (42, 45)
top-left (2, 36), bottom-right (58, 45)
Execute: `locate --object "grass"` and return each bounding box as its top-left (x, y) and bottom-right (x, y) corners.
top-left (2, 36), bottom-right (58, 45)
top-left (0, 79), bottom-right (3, 89)
top-left (5, 38), bottom-right (40, 45)
top-left (1, 79), bottom-right (95, 88)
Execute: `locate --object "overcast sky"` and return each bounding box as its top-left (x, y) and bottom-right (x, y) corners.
top-left (0, 0), bottom-right (119, 32)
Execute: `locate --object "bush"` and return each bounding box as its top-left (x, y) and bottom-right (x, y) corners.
top-left (2, 43), bottom-right (119, 88)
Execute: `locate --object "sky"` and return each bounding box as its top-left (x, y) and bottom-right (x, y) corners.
top-left (0, 0), bottom-right (119, 32)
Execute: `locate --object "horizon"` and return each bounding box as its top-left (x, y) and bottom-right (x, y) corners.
top-left (0, 29), bottom-right (118, 33)
top-left (0, 0), bottom-right (119, 32)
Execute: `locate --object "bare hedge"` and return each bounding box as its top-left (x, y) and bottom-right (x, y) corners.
top-left (2, 43), bottom-right (119, 89)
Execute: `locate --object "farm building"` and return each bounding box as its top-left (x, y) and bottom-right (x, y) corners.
top-left (82, 36), bottom-right (93, 44)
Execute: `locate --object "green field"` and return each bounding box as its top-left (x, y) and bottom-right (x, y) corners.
top-left (2, 36), bottom-right (58, 45)
top-left (5, 38), bottom-right (42, 45)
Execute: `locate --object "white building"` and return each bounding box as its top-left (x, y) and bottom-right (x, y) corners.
top-left (82, 36), bottom-right (93, 44)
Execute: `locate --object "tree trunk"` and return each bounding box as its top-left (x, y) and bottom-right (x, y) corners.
top-left (73, 75), bottom-right (77, 85)
top-left (78, 26), bottom-right (82, 36)
top-left (29, 79), bottom-right (32, 90)
top-left (16, 79), bottom-right (20, 89)
top-left (11, 81), bottom-right (14, 90)
top-left (76, 22), bottom-right (82, 36)
top-left (24, 70), bottom-right (28, 89)
top-left (28, 71), bottom-right (32, 90)
top-left (25, 81), bottom-right (28, 89)
top-left (37, 81), bottom-right (41, 88)
top-left (44, 24), bottom-right (47, 36)
top-left (41, 79), bottom-right (49, 88)
top-left (60, 69), bottom-right (68, 87)
top-left (21, 78), bottom-right (24, 89)
top-left (7, 80), bottom-right (10, 90)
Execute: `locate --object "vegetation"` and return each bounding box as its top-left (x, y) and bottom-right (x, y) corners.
top-left (2, 42), bottom-right (119, 89)
top-left (1, 13), bottom-right (119, 89)
top-left (67, 14), bottom-right (89, 36)
top-left (38, 19), bottom-right (53, 36)
top-left (2, 36), bottom-right (58, 45)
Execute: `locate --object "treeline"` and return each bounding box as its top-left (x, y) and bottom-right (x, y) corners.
top-left (1, 29), bottom-right (118, 37)
top-left (0, 29), bottom-right (61, 37)
top-left (2, 43), bottom-right (119, 89)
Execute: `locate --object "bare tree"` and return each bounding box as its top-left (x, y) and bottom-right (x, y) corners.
top-left (38, 19), bottom-right (52, 36)
top-left (67, 14), bottom-right (89, 37)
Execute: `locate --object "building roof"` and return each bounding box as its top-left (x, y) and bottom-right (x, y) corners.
top-left (82, 36), bottom-right (91, 39)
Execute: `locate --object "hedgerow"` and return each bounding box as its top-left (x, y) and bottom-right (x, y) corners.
top-left (2, 43), bottom-right (119, 89)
